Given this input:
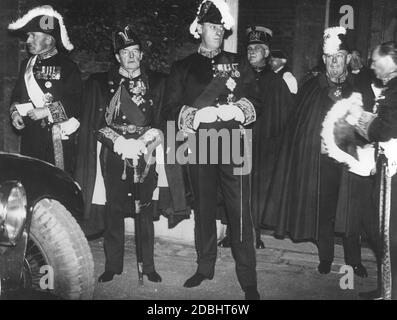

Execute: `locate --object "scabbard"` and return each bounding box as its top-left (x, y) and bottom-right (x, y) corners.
top-left (379, 154), bottom-right (392, 300)
top-left (133, 160), bottom-right (144, 285)
top-left (52, 123), bottom-right (64, 170)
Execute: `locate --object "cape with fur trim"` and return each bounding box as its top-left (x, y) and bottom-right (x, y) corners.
top-left (261, 72), bottom-right (375, 239)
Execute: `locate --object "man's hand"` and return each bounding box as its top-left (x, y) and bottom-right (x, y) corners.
top-left (193, 106), bottom-right (218, 130)
top-left (27, 107), bottom-right (50, 121)
top-left (217, 104), bottom-right (245, 123)
top-left (11, 112), bottom-right (25, 130)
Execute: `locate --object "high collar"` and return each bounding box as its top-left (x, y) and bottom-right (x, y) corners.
top-left (325, 70), bottom-right (348, 86)
top-left (274, 66), bottom-right (285, 74)
top-left (198, 44), bottom-right (221, 59)
top-left (37, 47), bottom-right (58, 60)
top-left (318, 71), bottom-right (354, 89)
top-left (119, 66), bottom-right (141, 79)
top-left (382, 71), bottom-right (397, 85)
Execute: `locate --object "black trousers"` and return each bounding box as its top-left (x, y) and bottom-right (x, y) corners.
top-left (103, 150), bottom-right (157, 274)
top-left (189, 162), bottom-right (257, 291)
top-left (318, 155), bottom-right (362, 265)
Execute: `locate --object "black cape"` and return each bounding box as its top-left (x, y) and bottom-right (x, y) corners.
top-left (74, 66), bottom-right (191, 236)
top-left (249, 66), bottom-right (295, 228)
top-left (261, 72), bottom-right (374, 241)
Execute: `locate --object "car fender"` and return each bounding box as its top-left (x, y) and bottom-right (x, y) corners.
top-left (0, 152), bottom-right (83, 220)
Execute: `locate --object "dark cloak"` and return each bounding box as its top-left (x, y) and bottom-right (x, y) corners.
top-left (261, 72), bottom-right (374, 241)
top-left (249, 66), bottom-right (295, 228)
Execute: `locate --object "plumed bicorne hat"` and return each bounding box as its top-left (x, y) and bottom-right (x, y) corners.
top-left (246, 25), bottom-right (273, 46)
top-left (190, 0), bottom-right (235, 39)
top-left (323, 26), bottom-right (350, 55)
top-left (8, 5), bottom-right (74, 51)
top-left (112, 25), bottom-right (141, 53)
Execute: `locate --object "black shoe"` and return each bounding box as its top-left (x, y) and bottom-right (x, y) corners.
top-left (256, 239), bottom-right (265, 249)
top-left (183, 272), bottom-right (212, 288)
top-left (144, 271), bottom-right (162, 283)
top-left (359, 289), bottom-right (382, 300)
top-left (351, 264), bottom-right (368, 278)
top-left (218, 236), bottom-right (231, 248)
top-left (98, 271), bottom-right (116, 283)
top-left (317, 261), bottom-right (332, 274)
top-left (244, 286), bottom-right (260, 300)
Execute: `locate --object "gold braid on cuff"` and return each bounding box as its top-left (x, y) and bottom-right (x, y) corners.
top-left (235, 98), bottom-right (256, 126)
top-left (354, 111), bottom-right (377, 141)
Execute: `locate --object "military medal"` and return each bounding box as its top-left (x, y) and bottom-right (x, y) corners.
top-left (45, 81), bottom-right (52, 88)
top-left (43, 92), bottom-right (54, 104)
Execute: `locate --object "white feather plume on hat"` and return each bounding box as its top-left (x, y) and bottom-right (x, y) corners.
top-left (189, 0), bottom-right (235, 39)
top-left (323, 26), bottom-right (346, 55)
top-left (8, 5), bottom-right (74, 51)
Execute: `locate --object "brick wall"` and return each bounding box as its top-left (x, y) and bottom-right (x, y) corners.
top-left (292, 0), bottom-right (326, 82)
top-left (369, 0), bottom-right (397, 51)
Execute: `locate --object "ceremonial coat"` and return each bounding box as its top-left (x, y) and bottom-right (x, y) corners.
top-left (162, 49), bottom-right (259, 290)
top-left (10, 50), bottom-right (82, 174)
top-left (74, 65), bottom-right (191, 236)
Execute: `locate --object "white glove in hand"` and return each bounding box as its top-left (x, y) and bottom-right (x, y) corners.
top-left (217, 104), bottom-right (245, 123)
top-left (59, 117), bottom-right (80, 140)
top-left (117, 138), bottom-right (147, 160)
top-left (114, 136), bottom-right (127, 155)
top-left (193, 106), bottom-right (218, 130)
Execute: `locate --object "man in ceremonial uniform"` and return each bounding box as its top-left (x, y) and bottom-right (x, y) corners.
top-left (8, 6), bottom-right (82, 174)
top-left (263, 27), bottom-right (374, 277)
top-left (246, 26), bottom-right (294, 249)
top-left (218, 26), bottom-right (294, 250)
top-left (90, 25), bottom-right (192, 283)
top-left (348, 41), bottom-right (397, 299)
top-left (162, 0), bottom-right (260, 300)
top-left (270, 49), bottom-right (298, 95)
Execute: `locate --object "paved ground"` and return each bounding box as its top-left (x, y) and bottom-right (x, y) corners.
top-left (91, 233), bottom-right (378, 300)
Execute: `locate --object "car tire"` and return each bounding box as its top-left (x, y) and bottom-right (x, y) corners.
top-left (28, 198), bottom-right (95, 300)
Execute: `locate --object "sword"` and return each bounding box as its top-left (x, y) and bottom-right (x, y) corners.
top-left (132, 157), bottom-right (144, 286)
top-left (128, 129), bottom-right (163, 286)
top-left (379, 152), bottom-right (392, 300)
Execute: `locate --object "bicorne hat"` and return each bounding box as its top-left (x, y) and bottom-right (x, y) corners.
top-left (8, 5), bottom-right (74, 51)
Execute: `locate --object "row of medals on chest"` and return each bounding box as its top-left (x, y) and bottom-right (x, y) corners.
top-left (212, 61), bottom-right (240, 104)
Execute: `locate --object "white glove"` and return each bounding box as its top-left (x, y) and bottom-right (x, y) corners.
top-left (217, 104), bottom-right (245, 123)
top-left (193, 106), bottom-right (218, 130)
top-left (114, 137), bottom-right (147, 160)
top-left (59, 117), bottom-right (80, 140)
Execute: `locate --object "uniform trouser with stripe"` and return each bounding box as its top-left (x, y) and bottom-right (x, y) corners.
top-left (189, 162), bottom-right (257, 291)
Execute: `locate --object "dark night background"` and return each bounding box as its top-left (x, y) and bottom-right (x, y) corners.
top-left (1, 0), bottom-right (397, 153)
